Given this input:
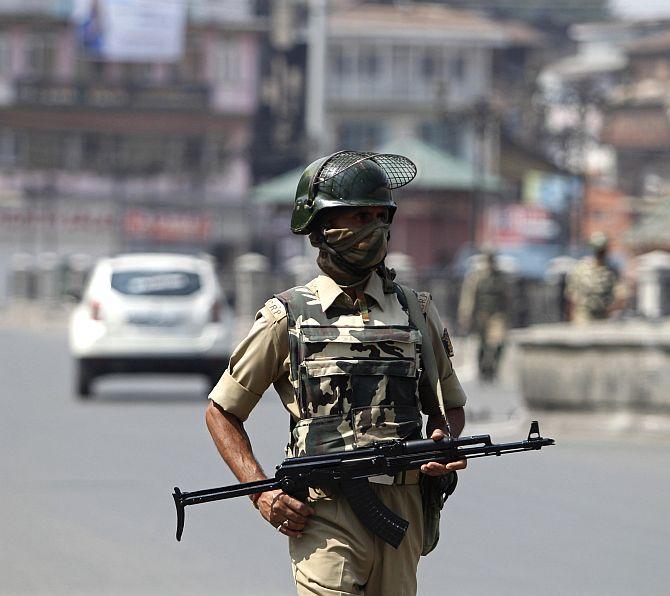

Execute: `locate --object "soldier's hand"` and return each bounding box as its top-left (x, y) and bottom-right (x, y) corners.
top-left (421, 428), bottom-right (467, 476)
top-left (257, 489), bottom-right (315, 538)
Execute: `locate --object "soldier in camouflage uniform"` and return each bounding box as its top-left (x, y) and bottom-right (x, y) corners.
top-left (565, 232), bottom-right (618, 325)
top-left (205, 151), bottom-right (467, 595)
top-left (457, 250), bottom-right (510, 382)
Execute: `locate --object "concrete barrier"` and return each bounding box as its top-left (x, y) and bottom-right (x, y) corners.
top-left (513, 320), bottom-right (670, 412)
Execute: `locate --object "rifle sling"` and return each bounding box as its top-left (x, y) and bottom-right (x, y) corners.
top-left (395, 284), bottom-right (447, 419)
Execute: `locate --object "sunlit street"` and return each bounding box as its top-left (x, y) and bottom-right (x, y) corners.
top-left (2, 324), bottom-right (669, 595)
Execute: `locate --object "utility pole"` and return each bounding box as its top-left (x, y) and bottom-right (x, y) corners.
top-left (305, 0), bottom-right (327, 158)
top-left (469, 98), bottom-right (489, 248)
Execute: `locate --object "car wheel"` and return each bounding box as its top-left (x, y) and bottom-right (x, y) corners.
top-left (76, 360), bottom-right (95, 398)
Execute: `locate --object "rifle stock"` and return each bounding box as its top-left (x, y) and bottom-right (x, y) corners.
top-left (173, 421), bottom-right (555, 546)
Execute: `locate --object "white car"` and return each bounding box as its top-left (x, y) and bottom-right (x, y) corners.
top-left (69, 253), bottom-right (232, 397)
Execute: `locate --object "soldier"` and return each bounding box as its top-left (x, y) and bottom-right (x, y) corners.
top-left (205, 151), bottom-right (467, 595)
top-left (565, 231), bottom-right (618, 324)
top-left (457, 249), bottom-right (510, 382)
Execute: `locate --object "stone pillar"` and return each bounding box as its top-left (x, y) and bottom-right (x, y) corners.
top-left (285, 254), bottom-right (319, 287)
top-left (9, 253), bottom-right (36, 301)
top-left (233, 253), bottom-right (270, 338)
top-left (387, 252), bottom-right (417, 287)
top-left (35, 252), bottom-right (61, 306)
top-left (64, 253), bottom-right (93, 301)
top-left (636, 250), bottom-right (670, 319)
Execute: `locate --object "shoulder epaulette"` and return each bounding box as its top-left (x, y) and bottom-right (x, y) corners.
top-left (262, 297), bottom-right (287, 323)
top-left (417, 291), bottom-right (432, 315)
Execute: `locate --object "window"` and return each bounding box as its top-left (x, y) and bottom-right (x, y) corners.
top-left (62, 133), bottom-right (82, 169)
top-left (0, 130), bottom-right (17, 166)
top-left (0, 31), bottom-right (11, 77)
top-left (420, 119), bottom-right (466, 159)
top-left (421, 48), bottom-right (441, 80)
top-left (391, 45), bottom-right (410, 91)
top-left (338, 121), bottom-right (385, 151)
top-left (116, 135), bottom-right (167, 174)
top-left (24, 33), bottom-right (57, 78)
top-left (215, 37), bottom-right (242, 83)
top-left (358, 46), bottom-right (379, 78)
top-left (451, 53), bottom-right (465, 81)
top-left (331, 44), bottom-right (354, 77)
top-left (183, 137), bottom-right (204, 170)
top-left (111, 271), bottom-right (201, 296)
top-left (22, 132), bottom-right (63, 168)
top-left (392, 45), bottom-right (410, 72)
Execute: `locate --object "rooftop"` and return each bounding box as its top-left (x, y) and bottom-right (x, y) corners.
top-left (252, 137), bottom-right (506, 205)
top-left (328, 3), bottom-right (542, 47)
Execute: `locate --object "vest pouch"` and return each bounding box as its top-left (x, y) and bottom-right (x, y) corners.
top-left (291, 414), bottom-right (355, 457)
top-left (301, 358), bottom-right (419, 419)
top-left (351, 404), bottom-right (422, 448)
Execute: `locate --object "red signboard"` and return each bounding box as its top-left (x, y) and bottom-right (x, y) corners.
top-left (123, 209), bottom-right (212, 243)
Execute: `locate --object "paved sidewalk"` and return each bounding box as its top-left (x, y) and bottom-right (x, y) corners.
top-left (0, 302), bottom-right (72, 331)
top-left (454, 333), bottom-right (670, 441)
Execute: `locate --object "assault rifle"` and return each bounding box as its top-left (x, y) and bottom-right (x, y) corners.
top-left (173, 421), bottom-right (554, 548)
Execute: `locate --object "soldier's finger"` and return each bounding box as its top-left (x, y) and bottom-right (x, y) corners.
top-left (430, 428), bottom-right (445, 441)
top-left (420, 462), bottom-right (447, 476)
top-left (276, 521), bottom-right (302, 538)
top-left (281, 494), bottom-right (316, 516)
top-left (283, 519), bottom-right (306, 531)
top-left (421, 461), bottom-right (464, 475)
top-left (445, 458), bottom-right (467, 471)
top-left (275, 501), bottom-right (311, 525)
top-left (280, 505), bottom-right (307, 526)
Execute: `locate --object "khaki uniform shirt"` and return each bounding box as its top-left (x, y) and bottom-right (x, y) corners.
top-left (210, 272), bottom-right (466, 422)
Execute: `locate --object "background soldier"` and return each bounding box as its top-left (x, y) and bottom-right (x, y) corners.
top-left (457, 249), bottom-right (510, 382)
top-left (204, 151), bottom-right (467, 595)
top-left (565, 231), bottom-right (618, 324)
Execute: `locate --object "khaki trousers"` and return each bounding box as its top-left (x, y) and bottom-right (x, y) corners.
top-left (289, 483), bottom-right (423, 596)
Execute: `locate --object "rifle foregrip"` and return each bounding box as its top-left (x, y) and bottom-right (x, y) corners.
top-left (340, 479), bottom-right (409, 549)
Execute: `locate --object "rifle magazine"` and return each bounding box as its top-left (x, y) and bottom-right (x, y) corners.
top-left (339, 478), bottom-right (409, 549)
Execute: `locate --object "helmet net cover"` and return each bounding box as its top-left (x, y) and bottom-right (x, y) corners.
top-left (313, 151), bottom-right (417, 198)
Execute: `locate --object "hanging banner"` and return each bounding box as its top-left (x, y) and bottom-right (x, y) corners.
top-left (73, 0), bottom-right (186, 62)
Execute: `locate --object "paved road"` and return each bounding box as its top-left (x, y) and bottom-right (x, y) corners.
top-left (1, 327), bottom-right (669, 595)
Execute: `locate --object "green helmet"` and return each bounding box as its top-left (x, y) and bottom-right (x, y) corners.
top-left (291, 151), bottom-right (417, 234)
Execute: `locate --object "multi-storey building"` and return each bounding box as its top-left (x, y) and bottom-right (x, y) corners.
top-left (251, 2), bottom-right (547, 272)
top-left (323, 3), bottom-right (541, 169)
top-left (603, 28), bottom-right (670, 197)
top-left (0, 0), bottom-right (263, 282)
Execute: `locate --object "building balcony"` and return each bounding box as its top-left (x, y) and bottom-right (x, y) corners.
top-left (326, 78), bottom-right (488, 111)
top-left (14, 79), bottom-right (211, 112)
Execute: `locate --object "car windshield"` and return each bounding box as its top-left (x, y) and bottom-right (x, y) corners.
top-left (111, 270), bottom-right (201, 296)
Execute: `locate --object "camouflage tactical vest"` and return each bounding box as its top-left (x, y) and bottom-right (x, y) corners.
top-left (276, 284), bottom-right (424, 457)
